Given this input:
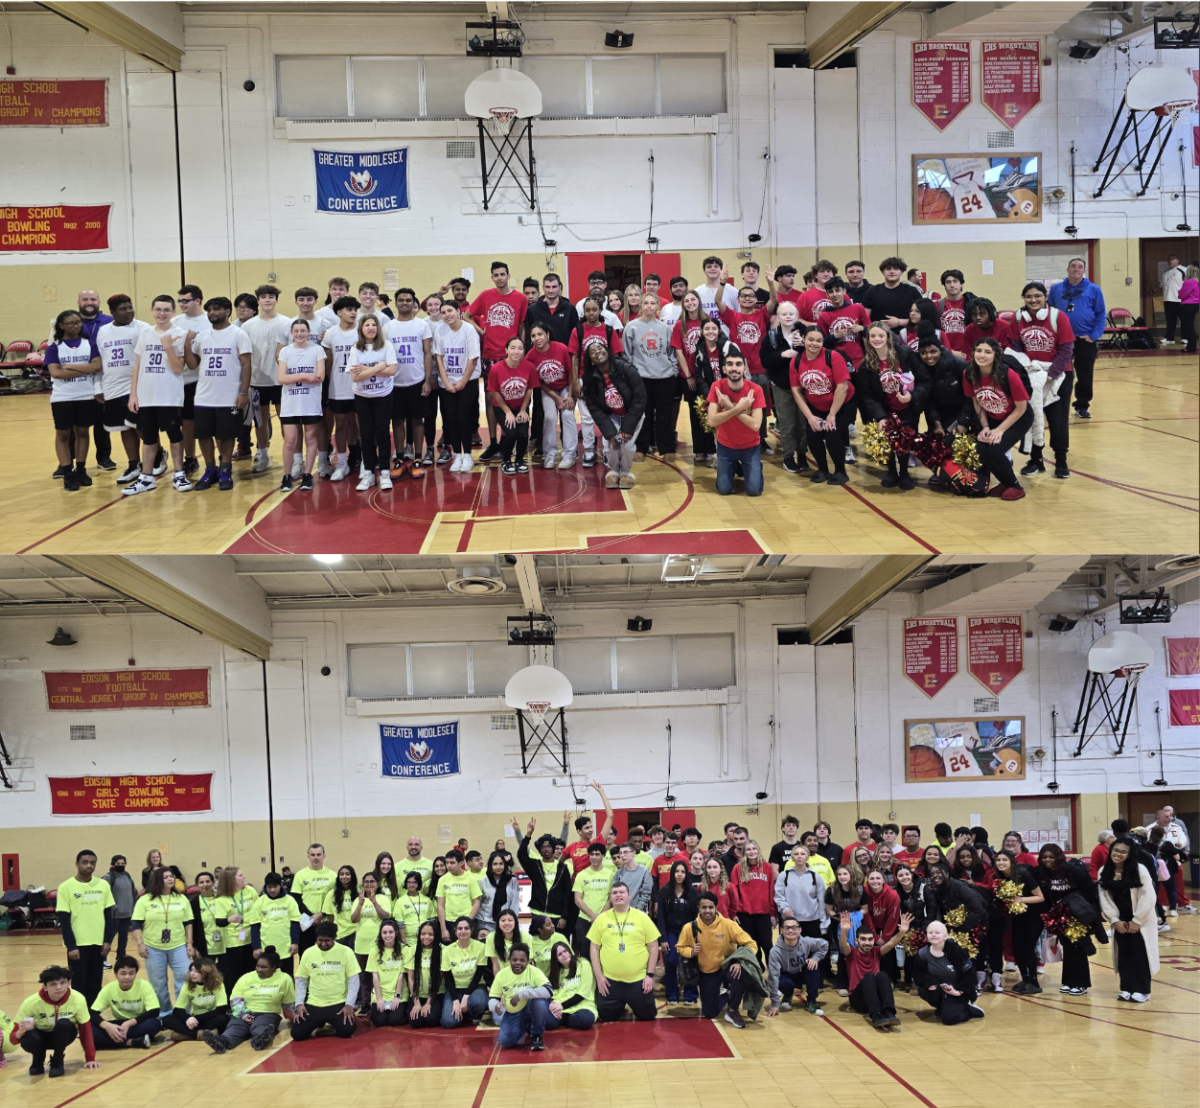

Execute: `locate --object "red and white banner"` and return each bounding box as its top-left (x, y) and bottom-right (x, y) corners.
top-left (903, 618), bottom-right (959, 698)
top-left (967, 615), bottom-right (1023, 694)
top-left (1168, 688), bottom-right (1200, 727)
top-left (48, 774), bottom-right (213, 815)
top-left (1, 205), bottom-right (110, 253)
top-left (44, 669), bottom-right (210, 710)
top-left (981, 41), bottom-right (1042, 128)
top-left (1166, 637), bottom-right (1200, 676)
top-left (912, 41), bottom-right (972, 131)
top-left (0, 78), bottom-right (106, 126)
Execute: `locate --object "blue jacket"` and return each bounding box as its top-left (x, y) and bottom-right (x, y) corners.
top-left (1048, 278), bottom-right (1106, 341)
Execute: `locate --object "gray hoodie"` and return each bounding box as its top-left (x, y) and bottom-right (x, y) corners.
top-left (767, 933), bottom-right (829, 1004)
top-left (613, 864), bottom-right (653, 912)
top-left (773, 866), bottom-right (826, 923)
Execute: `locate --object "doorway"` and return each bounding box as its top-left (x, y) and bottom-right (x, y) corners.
top-left (565, 251), bottom-right (684, 302)
top-left (610, 807), bottom-right (697, 841)
top-left (1139, 236), bottom-right (1199, 330)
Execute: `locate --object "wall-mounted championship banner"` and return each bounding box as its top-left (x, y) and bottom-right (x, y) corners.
top-left (1, 205), bottom-right (110, 252)
top-left (0, 79), bottom-right (106, 126)
top-left (967, 616), bottom-right (1023, 694)
top-left (380, 721), bottom-right (459, 778)
top-left (44, 669), bottom-right (209, 710)
top-left (912, 41), bottom-right (971, 131)
top-left (1169, 689), bottom-right (1200, 727)
top-left (1166, 637), bottom-right (1200, 676)
top-left (903, 617), bottom-right (958, 698)
top-left (981, 41), bottom-right (1042, 129)
top-left (314, 148), bottom-right (409, 213)
top-left (48, 774), bottom-right (213, 815)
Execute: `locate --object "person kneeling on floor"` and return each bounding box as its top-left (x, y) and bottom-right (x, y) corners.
top-left (912, 921), bottom-right (985, 1024)
top-left (489, 942), bottom-right (552, 1051)
top-left (588, 881), bottom-right (660, 1021)
top-left (707, 349), bottom-right (766, 497)
top-left (676, 891), bottom-right (764, 1028)
top-left (837, 909), bottom-right (910, 1030)
top-left (290, 921), bottom-right (359, 1041)
top-left (766, 917), bottom-right (827, 1017)
top-left (581, 343), bottom-right (646, 491)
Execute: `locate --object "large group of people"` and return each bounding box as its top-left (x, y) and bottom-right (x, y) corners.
top-left (3, 795), bottom-right (1191, 1075)
top-left (34, 248), bottom-right (1179, 504)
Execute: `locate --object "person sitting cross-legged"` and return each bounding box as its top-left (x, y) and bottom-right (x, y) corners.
top-left (837, 909), bottom-right (911, 1030)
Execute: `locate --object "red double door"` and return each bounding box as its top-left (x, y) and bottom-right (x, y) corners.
top-left (565, 252), bottom-right (683, 303)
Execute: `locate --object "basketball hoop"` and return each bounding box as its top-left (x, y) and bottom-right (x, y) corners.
top-left (486, 106), bottom-right (518, 137)
top-left (525, 700), bottom-right (551, 726)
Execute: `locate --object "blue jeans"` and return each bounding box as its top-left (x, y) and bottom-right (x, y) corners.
top-left (544, 1008), bottom-right (596, 1031)
top-left (145, 944), bottom-right (190, 1015)
top-left (778, 967), bottom-right (822, 1005)
top-left (659, 931), bottom-right (698, 1002)
top-left (498, 999), bottom-right (549, 1047)
top-left (440, 987), bottom-right (489, 1028)
top-left (715, 442), bottom-right (763, 496)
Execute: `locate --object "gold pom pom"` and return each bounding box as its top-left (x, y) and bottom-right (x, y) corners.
top-left (860, 421), bottom-right (893, 466)
top-left (693, 393), bottom-right (712, 432)
top-left (951, 432), bottom-right (981, 471)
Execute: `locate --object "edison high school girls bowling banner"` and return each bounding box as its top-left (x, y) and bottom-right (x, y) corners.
top-left (48, 774), bottom-right (213, 815)
top-left (314, 148), bottom-right (409, 213)
top-left (380, 721), bottom-right (460, 778)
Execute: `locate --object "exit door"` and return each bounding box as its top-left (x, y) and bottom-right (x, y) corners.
top-left (566, 252), bottom-right (684, 302)
top-left (610, 808), bottom-right (697, 841)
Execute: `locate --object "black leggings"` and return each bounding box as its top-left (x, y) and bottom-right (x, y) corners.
top-left (1011, 914), bottom-right (1041, 985)
top-left (494, 406), bottom-right (530, 463)
top-left (977, 407), bottom-right (1034, 488)
top-left (985, 916), bottom-right (1007, 976)
top-left (637, 376), bottom-right (679, 454)
top-left (354, 393), bottom-right (394, 472)
top-left (848, 971), bottom-right (895, 1020)
top-left (441, 379), bottom-right (480, 453)
top-left (737, 912), bottom-right (773, 970)
top-left (918, 983), bottom-right (979, 1024)
top-left (370, 1003), bottom-right (409, 1027)
top-left (407, 998), bottom-right (439, 1028)
top-left (161, 1009), bottom-right (230, 1038)
top-left (807, 405), bottom-right (853, 474)
top-left (686, 384), bottom-right (715, 454)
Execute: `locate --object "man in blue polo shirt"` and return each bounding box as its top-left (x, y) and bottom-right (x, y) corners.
top-left (1048, 258), bottom-right (1105, 420)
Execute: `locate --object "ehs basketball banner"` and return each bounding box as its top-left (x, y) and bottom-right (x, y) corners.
top-left (903, 618), bottom-right (959, 698)
top-left (48, 774), bottom-right (213, 815)
top-left (0, 79), bottom-right (106, 126)
top-left (380, 721), bottom-right (459, 778)
top-left (967, 616), bottom-right (1023, 695)
top-left (44, 669), bottom-right (210, 710)
top-left (1, 205), bottom-right (110, 252)
top-left (912, 41), bottom-right (971, 131)
top-left (314, 149), bottom-right (409, 213)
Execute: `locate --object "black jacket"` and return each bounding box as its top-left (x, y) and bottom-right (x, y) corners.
top-left (856, 350), bottom-right (930, 425)
top-left (656, 885), bottom-right (699, 933)
top-left (896, 880), bottom-right (939, 928)
top-left (692, 337), bottom-right (741, 393)
top-left (922, 346), bottom-right (970, 426)
top-left (758, 325), bottom-right (803, 390)
top-left (581, 354), bottom-right (647, 439)
top-left (931, 876), bottom-right (987, 932)
top-left (517, 836), bottom-right (573, 918)
top-left (913, 938), bottom-right (975, 993)
top-left (526, 296), bottom-right (580, 347)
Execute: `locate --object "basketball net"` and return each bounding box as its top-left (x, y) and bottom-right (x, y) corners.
top-left (1113, 663), bottom-right (1149, 688)
top-left (525, 700), bottom-right (551, 727)
top-left (486, 107), bottom-right (517, 137)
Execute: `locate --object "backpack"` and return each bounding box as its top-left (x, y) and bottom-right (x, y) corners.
top-left (999, 352), bottom-right (1033, 397)
top-left (575, 321), bottom-right (614, 359)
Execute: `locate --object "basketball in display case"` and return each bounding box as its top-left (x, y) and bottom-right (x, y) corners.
top-left (912, 154), bottom-right (1042, 224)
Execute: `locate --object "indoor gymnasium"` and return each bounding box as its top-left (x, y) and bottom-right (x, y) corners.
top-left (0, 552), bottom-right (1198, 1106)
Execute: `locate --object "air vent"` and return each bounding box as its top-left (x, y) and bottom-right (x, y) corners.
top-left (974, 697), bottom-right (1000, 714)
top-left (491, 713), bottom-right (517, 730)
top-left (446, 140), bottom-right (476, 159)
top-left (446, 566), bottom-right (506, 597)
top-left (986, 130), bottom-right (1015, 149)
top-left (70, 724), bottom-right (96, 741)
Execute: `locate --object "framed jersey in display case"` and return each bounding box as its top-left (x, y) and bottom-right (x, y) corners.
top-left (905, 716), bottom-right (1026, 782)
top-left (913, 154), bottom-right (1041, 225)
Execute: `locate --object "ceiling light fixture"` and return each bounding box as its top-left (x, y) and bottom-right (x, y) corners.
top-left (313, 554), bottom-right (344, 565)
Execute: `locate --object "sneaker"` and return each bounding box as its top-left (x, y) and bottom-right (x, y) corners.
top-left (1117, 991), bottom-right (1131, 1001)
top-left (762, 443), bottom-right (775, 456)
top-left (966, 1003), bottom-right (986, 1020)
top-left (810, 469), bottom-right (829, 483)
top-left (232, 443), bottom-right (248, 462)
top-left (290, 455), bottom-right (304, 479)
top-left (300, 473), bottom-right (314, 491)
top-left (847, 423), bottom-right (858, 437)
top-left (140, 1034), bottom-right (152, 1048)
top-left (422, 449), bottom-right (435, 467)
top-left (724, 1009), bottom-right (747, 1029)
top-left (182, 455), bottom-right (199, 476)
top-left (871, 1015), bottom-right (891, 1029)
top-left (479, 444), bottom-right (502, 463)
top-left (898, 473), bottom-right (915, 491)
top-left (1020, 458), bottom-right (1045, 475)
top-left (782, 453), bottom-right (801, 474)
top-left (1073, 405), bottom-right (1092, 419)
top-left (1168, 909), bottom-right (1178, 917)
top-left (1130, 993), bottom-right (1149, 1003)
top-left (460, 454), bottom-right (474, 472)
top-left (1158, 922), bottom-right (1171, 933)
top-left (880, 473), bottom-right (898, 488)
top-left (203, 1030), bottom-right (227, 1055)
top-left (172, 471), bottom-right (191, 492)
top-left (152, 454), bottom-right (168, 477)
top-left (251, 449), bottom-right (271, 473)
top-left (279, 475), bottom-right (293, 493)
top-left (63, 468), bottom-right (81, 492)
top-left (779, 1001), bottom-right (792, 1012)
top-left (1067, 987), bottom-right (1088, 996)
top-left (379, 471), bottom-right (393, 491)
top-left (557, 454), bottom-right (576, 469)
top-left (805, 1000), bottom-right (823, 1016)
top-left (317, 454), bottom-right (333, 479)
top-left (991, 973), bottom-right (1003, 993)
top-left (618, 473), bottom-right (635, 489)
top-left (471, 431), bottom-right (483, 448)
top-left (516, 461), bottom-right (529, 474)
top-left (605, 471), bottom-right (620, 489)
top-left (402, 446), bottom-right (414, 462)
top-left (542, 451), bottom-right (558, 470)
top-left (122, 475), bottom-right (156, 496)
top-left (53, 463), bottom-right (72, 480)
top-left (74, 465), bottom-right (92, 487)
top-left (390, 458), bottom-right (408, 479)
top-left (218, 464), bottom-right (233, 491)
top-left (1054, 460), bottom-right (1070, 479)
top-left (1060, 985), bottom-right (1073, 993)
top-left (356, 471), bottom-right (376, 491)
top-left (845, 446), bottom-right (856, 463)
top-left (837, 989), bottom-right (848, 997)
top-left (117, 461), bottom-right (142, 484)
top-left (828, 472), bottom-right (849, 485)
top-left (1000, 485), bottom-right (1026, 500)
top-left (501, 461), bottom-right (517, 476)
top-left (28, 1057), bottom-right (46, 1076)
top-left (195, 465), bottom-right (219, 490)
top-left (449, 455), bottom-right (463, 473)
top-left (437, 445), bottom-right (453, 465)
top-left (987, 484), bottom-right (1007, 497)
top-left (102, 960), bottom-right (112, 969)
top-left (582, 453), bottom-right (596, 468)
top-left (48, 1056), bottom-right (66, 1077)
top-left (329, 462), bottom-right (349, 483)
top-left (409, 461), bottom-right (426, 479)
top-left (95, 456), bottom-right (117, 471)
top-left (530, 1033), bottom-right (545, 1052)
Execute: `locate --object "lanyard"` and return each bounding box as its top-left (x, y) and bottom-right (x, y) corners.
top-left (611, 910), bottom-right (633, 940)
top-left (157, 893), bottom-right (175, 919)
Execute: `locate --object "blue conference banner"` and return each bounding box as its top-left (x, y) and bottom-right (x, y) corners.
top-left (314, 148), bottom-right (408, 214)
top-left (380, 721), bottom-right (459, 778)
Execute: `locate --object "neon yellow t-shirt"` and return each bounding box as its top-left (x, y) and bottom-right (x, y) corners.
top-left (573, 868), bottom-right (613, 916)
top-left (0, 1008), bottom-right (17, 1055)
top-left (175, 982), bottom-right (228, 1016)
top-left (551, 959), bottom-right (598, 1017)
top-left (232, 969), bottom-right (295, 1015)
top-left (402, 944), bottom-right (444, 997)
top-left (484, 927), bottom-right (531, 965)
top-left (528, 932), bottom-right (557, 975)
top-left (353, 894), bottom-right (392, 955)
top-left (91, 978), bottom-right (159, 1020)
top-left (441, 939), bottom-right (486, 989)
top-left (399, 857), bottom-right (435, 895)
top-left (298, 942), bottom-right (358, 1008)
top-left (438, 871), bottom-right (481, 922)
top-left (393, 893), bottom-right (435, 946)
top-left (489, 963), bottom-right (549, 1013)
top-left (193, 894), bottom-right (225, 956)
top-left (365, 946), bottom-right (409, 1001)
top-left (17, 989), bottom-right (90, 1030)
top-left (57, 877), bottom-right (115, 947)
top-left (249, 892), bottom-right (300, 954)
top-left (586, 907), bottom-right (659, 983)
top-left (214, 887), bottom-right (257, 949)
top-left (131, 892), bottom-right (193, 950)
top-left (321, 889), bottom-right (359, 940)
top-left (293, 866), bottom-right (337, 915)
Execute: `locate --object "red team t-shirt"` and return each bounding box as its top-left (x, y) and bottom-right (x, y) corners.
top-left (670, 317), bottom-right (706, 374)
top-left (599, 373), bottom-right (625, 415)
top-left (876, 359), bottom-right (914, 413)
top-left (963, 368), bottom-right (1030, 421)
top-left (776, 287), bottom-right (804, 308)
top-left (939, 297), bottom-right (969, 355)
top-left (707, 379), bottom-right (766, 450)
top-left (1015, 308), bottom-right (1075, 361)
top-left (796, 287), bottom-right (835, 325)
top-left (568, 324), bottom-right (622, 366)
top-left (519, 341), bottom-right (572, 391)
top-left (468, 288), bottom-right (529, 360)
top-left (817, 302), bottom-right (872, 368)
top-left (486, 361), bottom-right (538, 406)
top-left (726, 307), bottom-right (772, 375)
top-left (788, 349), bottom-right (854, 412)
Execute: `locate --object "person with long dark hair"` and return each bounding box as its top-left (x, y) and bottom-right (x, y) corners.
top-left (1037, 843), bottom-right (1101, 996)
top-left (656, 861), bottom-right (699, 1004)
top-left (952, 845), bottom-right (999, 991)
top-left (789, 326), bottom-right (855, 485)
top-left (729, 840), bottom-right (775, 970)
top-left (394, 870), bottom-right (434, 949)
top-left (212, 866), bottom-right (256, 991)
top-left (130, 867), bottom-right (193, 1017)
top-left (367, 921), bottom-right (408, 1026)
top-left (477, 850), bottom-right (520, 940)
top-left (964, 337), bottom-right (1032, 498)
top-left (1098, 839), bottom-right (1159, 1002)
top-left (405, 920), bottom-right (444, 1028)
top-left (485, 908), bottom-right (530, 977)
top-left (350, 871), bottom-right (391, 1012)
top-left (433, 300), bottom-right (482, 472)
top-left (991, 849), bottom-right (1044, 994)
top-left (322, 866), bottom-right (359, 949)
top-left (440, 916), bottom-right (489, 1027)
top-left (893, 864), bottom-right (937, 991)
top-left (544, 940), bottom-right (598, 1031)
top-left (858, 323), bottom-right (928, 490)
top-left (1012, 279), bottom-right (1074, 478)
top-left (162, 957), bottom-right (228, 1041)
top-left (918, 845), bottom-right (949, 876)
top-left (371, 852), bottom-right (400, 902)
top-left (188, 871), bottom-right (222, 963)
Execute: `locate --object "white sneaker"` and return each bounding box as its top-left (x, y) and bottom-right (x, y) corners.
top-left (779, 1001), bottom-right (791, 1012)
top-left (152, 455), bottom-right (169, 477)
top-left (378, 471), bottom-right (393, 490)
top-left (330, 463), bottom-right (349, 482)
top-left (1168, 909), bottom-right (1178, 917)
top-left (290, 456), bottom-right (303, 479)
top-left (845, 446), bottom-right (856, 463)
top-left (356, 471), bottom-right (376, 491)
top-left (1158, 922), bottom-right (1171, 933)
top-left (847, 423), bottom-right (858, 437)
top-left (122, 475), bottom-right (155, 496)
top-left (1117, 991), bottom-right (1131, 1001)
top-left (991, 973), bottom-right (1003, 992)
top-left (460, 454), bottom-right (474, 472)
top-left (542, 451), bottom-right (558, 470)
top-left (317, 454), bottom-right (333, 479)
top-left (448, 455), bottom-right (462, 473)
top-left (557, 454), bottom-right (576, 469)
top-left (172, 471), bottom-right (191, 492)
top-left (1130, 992), bottom-right (1150, 1003)
top-left (251, 449), bottom-right (271, 473)
top-left (1004, 961), bottom-right (1017, 972)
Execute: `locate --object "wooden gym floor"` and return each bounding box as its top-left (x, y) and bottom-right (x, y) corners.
top-left (2, 905), bottom-right (1198, 1107)
top-left (1, 354), bottom-right (1194, 556)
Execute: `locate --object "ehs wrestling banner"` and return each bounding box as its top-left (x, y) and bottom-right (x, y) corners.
top-left (380, 721), bottom-right (459, 778)
top-left (314, 148), bottom-right (409, 213)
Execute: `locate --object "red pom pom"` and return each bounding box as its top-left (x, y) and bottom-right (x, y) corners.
top-left (916, 432), bottom-right (951, 469)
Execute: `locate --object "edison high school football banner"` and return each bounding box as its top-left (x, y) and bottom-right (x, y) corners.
top-left (380, 721), bottom-right (460, 778)
top-left (314, 148), bottom-right (409, 213)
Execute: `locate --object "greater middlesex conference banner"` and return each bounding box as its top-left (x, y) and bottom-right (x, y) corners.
top-left (1, 205), bottom-right (110, 252)
top-left (48, 774), bottom-right (213, 815)
top-left (314, 148), bottom-right (409, 213)
top-left (380, 721), bottom-right (460, 778)
top-left (0, 79), bottom-right (106, 126)
top-left (44, 669), bottom-right (210, 710)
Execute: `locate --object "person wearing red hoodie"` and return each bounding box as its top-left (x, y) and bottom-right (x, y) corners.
top-left (863, 870), bottom-right (901, 983)
top-left (12, 965), bottom-right (99, 1077)
top-left (729, 840), bottom-right (776, 969)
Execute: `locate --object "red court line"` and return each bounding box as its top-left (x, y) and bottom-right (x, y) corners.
top-left (16, 494), bottom-right (128, 553)
top-left (835, 483), bottom-right (941, 554)
top-left (641, 456), bottom-right (695, 533)
top-left (1089, 964), bottom-right (1199, 995)
top-left (456, 518), bottom-right (476, 552)
top-left (1008, 991), bottom-right (1199, 1041)
top-left (1070, 469), bottom-right (1199, 513)
top-left (49, 1041), bottom-right (176, 1108)
top-left (469, 1040), bottom-right (500, 1108)
top-left (1125, 423), bottom-right (1200, 444)
top-left (821, 1017), bottom-right (940, 1108)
